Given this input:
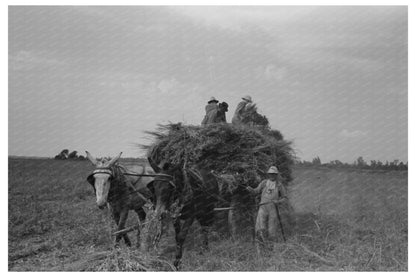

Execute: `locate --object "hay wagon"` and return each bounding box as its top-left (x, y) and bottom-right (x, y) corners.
top-left (114, 120), bottom-right (295, 242)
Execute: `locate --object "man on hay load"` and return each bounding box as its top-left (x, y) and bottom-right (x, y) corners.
top-left (201, 97), bottom-right (219, 126)
top-left (247, 166), bottom-right (288, 253)
top-left (232, 95), bottom-right (253, 125)
top-left (201, 96), bottom-right (229, 125)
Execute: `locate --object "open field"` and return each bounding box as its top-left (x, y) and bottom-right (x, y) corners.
top-left (8, 158), bottom-right (407, 271)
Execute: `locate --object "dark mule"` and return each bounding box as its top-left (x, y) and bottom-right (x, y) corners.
top-left (147, 158), bottom-right (219, 268)
top-left (86, 151), bottom-right (154, 247)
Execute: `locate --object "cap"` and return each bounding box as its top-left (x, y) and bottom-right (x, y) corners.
top-left (208, 97), bottom-right (219, 104)
top-left (242, 95), bottom-right (252, 102)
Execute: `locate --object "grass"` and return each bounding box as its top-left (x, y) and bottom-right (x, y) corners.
top-left (8, 158), bottom-right (407, 271)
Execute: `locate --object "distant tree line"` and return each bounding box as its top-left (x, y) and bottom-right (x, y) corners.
top-left (296, 156), bottom-right (408, 171)
top-left (54, 149), bottom-right (86, 160)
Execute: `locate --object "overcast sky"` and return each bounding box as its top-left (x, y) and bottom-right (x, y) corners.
top-left (8, 6), bottom-right (407, 163)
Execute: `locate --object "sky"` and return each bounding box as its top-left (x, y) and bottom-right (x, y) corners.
top-left (8, 6), bottom-right (407, 163)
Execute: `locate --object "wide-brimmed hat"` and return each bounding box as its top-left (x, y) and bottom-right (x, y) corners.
top-left (208, 97), bottom-right (219, 104)
top-left (267, 166), bottom-right (279, 174)
top-left (242, 95), bottom-right (252, 102)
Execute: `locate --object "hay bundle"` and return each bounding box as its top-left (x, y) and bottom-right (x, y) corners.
top-left (142, 122), bottom-right (294, 194)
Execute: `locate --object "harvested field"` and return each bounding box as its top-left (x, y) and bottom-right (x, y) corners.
top-left (8, 158), bottom-right (407, 271)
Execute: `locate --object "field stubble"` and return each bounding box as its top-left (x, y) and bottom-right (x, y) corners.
top-left (8, 158), bottom-right (407, 271)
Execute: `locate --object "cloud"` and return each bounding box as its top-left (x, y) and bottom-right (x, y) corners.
top-left (69, 6), bottom-right (128, 27)
top-left (157, 78), bottom-right (180, 95)
top-left (170, 6), bottom-right (404, 33)
top-left (170, 6), bottom-right (317, 31)
top-left (339, 129), bottom-right (367, 139)
top-left (94, 72), bottom-right (152, 93)
top-left (254, 64), bottom-right (288, 83)
top-left (9, 51), bottom-right (66, 71)
top-left (134, 24), bottom-right (166, 33)
top-left (277, 48), bottom-right (384, 74)
top-left (71, 6), bottom-right (168, 34)
top-left (172, 6), bottom-right (397, 75)
top-left (264, 64), bottom-right (287, 82)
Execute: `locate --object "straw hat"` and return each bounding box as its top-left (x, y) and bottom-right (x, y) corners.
top-left (267, 166), bottom-right (279, 174)
top-left (208, 97), bottom-right (219, 104)
top-left (242, 95), bottom-right (252, 103)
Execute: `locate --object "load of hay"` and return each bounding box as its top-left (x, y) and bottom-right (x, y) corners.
top-left (142, 107), bottom-right (296, 237)
top-left (142, 109), bottom-right (295, 194)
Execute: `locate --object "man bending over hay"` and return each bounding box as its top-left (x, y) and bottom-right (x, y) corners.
top-left (247, 166), bottom-right (287, 253)
top-left (232, 95), bottom-right (253, 124)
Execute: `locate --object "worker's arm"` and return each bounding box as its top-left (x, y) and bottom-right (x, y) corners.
top-left (247, 180), bottom-right (265, 194)
top-left (234, 101), bottom-right (246, 116)
top-left (277, 182), bottom-right (289, 201)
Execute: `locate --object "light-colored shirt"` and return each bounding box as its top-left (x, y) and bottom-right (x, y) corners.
top-left (231, 100), bottom-right (249, 124)
top-left (252, 179), bottom-right (286, 205)
top-left (201, 103), bottom-right (219, 126)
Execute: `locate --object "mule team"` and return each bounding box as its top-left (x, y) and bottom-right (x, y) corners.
top-left (86, 95), bottom-right (289, 268)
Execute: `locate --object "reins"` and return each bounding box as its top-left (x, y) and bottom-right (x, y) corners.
top-left (122, 173), bottom-right (173, 179)
top-left (116, 166), bottom-right (175, 199)
top-left (123, 172), bottom-right (176, 189)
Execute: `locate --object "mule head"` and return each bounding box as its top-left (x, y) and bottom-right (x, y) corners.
top-left (86, 151), bottom-right (122, 209)
top-left (147, 158), bottom-right (175, 217)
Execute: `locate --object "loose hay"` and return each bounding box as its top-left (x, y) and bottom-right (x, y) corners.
top-left (142, 123), bottom-right (295, 194)
top-left (241, 103), bottom-right (270, 128)
top-left (52, 249), bottom-right (175, 271)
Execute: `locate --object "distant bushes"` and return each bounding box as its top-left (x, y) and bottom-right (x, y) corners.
top-left (297, 156), bottom-right (407, 171)
top-left (54, 149), bottom-right (86, 160)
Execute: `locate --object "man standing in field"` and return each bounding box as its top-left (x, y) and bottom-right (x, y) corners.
top-left (231, 95), bottom-right (253, 125)
top-left (201, 97), bottom-right (220, 126)
top-left (247, 166), bottom-right (287, 253)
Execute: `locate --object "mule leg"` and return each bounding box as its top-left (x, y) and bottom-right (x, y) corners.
top-left (118, 209), bottom-right (132, 247)
top-left (228, 197), bottom-right (238, 239)
top-left (196, 215), bottom-right (212, 251)
top-left (134, 207), bottom-right (146, 248)
top-left (112, 210), bottom-right (123, 245)
top-left (173, 217), bottom-right (194, 269)
top-left (200, 224), bottom-right (209, 250)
